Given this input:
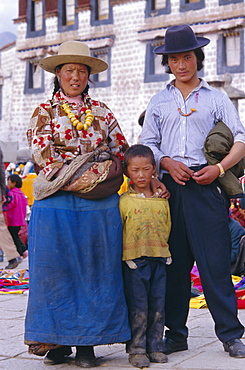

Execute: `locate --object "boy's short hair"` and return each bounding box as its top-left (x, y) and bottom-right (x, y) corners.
top-left (8, 174), bottom-right (22, 188)
top-left (123, 144), bottom-right (156, 170)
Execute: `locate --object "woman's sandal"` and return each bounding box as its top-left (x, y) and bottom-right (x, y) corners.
top-left (44, 345), bottom-right (72, 365)
top-left (75, 346), bottom-right (96, 368)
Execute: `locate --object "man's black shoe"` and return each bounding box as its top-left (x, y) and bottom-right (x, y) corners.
top-left (162, 338), bottom-right (188, 355)
top-left (223, 338), bottom-right (245, 358)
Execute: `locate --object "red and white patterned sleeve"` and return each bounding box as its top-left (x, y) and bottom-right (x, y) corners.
top-left (26, 102), bottom-right (64, 180)
top-left (103, 105), bottom-right (129, 161)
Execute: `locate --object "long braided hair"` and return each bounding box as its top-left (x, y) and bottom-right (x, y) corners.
top-left (52, 64), bottom-right (91, 98)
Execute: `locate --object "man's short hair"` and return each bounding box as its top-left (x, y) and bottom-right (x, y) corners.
top-left (161, 48), bottom-right (205, 73)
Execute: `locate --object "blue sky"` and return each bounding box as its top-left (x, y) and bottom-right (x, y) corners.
top-left (0, 0), bottom-right (18, 34)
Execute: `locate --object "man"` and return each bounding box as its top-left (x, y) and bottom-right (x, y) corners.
top-left (140, 24), bottom-right (245, 358)
top-left (0, 145), bottom-right (22, 269)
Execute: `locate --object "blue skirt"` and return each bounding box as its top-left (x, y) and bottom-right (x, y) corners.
top-left (25, 192), bottom-right (130, 346)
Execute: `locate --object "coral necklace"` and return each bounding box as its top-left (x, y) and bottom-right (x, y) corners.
top-left (61, 103), bottom-right (94, 131)
top-left (177, 107), bottom-right (196, 116)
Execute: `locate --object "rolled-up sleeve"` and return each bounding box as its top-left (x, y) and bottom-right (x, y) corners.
top-left (214, 93), bottom-right (245, 145)
top-left (140, 103), bottom-right (167, 174)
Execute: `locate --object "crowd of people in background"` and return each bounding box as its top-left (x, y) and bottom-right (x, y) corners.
top-left (0, 152), bottom-right (34, 268)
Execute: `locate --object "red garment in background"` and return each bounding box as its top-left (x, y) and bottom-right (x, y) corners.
top-left (231, 207), bottom-right (245, 228)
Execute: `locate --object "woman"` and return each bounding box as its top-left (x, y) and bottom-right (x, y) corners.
top-left (24, 41), bottom-right (131, 368)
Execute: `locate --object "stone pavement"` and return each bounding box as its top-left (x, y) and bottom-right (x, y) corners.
top-left (1, 256), bottom-right (245, 370)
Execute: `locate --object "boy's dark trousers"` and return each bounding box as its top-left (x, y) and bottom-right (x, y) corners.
top-left (123, 257), bottom-right (166, 354)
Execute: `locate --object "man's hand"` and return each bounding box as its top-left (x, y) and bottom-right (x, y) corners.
top-left (151, 178), bottom-right (170, 199)
top-left (161, 157), bottom-right (194, 185)
top-left (192, 165), bottom-right (220, 185)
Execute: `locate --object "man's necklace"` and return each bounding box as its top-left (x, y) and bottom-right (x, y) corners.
top-left (177, 107), bottom-right (196, 116)
top-left (173, 88), bottom-right (197, 117)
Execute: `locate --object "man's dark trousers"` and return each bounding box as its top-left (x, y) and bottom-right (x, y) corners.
top-left (162, 174), bottom-right (244, 343)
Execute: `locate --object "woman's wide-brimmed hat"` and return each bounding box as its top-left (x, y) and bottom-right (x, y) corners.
top-left (154, 24), bottom-right (210, 55)
top-left (39, 41), bottom-right (108, 74)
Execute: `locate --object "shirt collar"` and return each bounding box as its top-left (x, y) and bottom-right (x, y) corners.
top-left (51, 90), bottom-right (91, 107)
top-left (167, 78), bottom-right (211, 93)
top-left (127, 185), bottom-right (160, 198)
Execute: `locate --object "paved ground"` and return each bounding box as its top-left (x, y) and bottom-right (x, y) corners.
top-left (1, 256), bottom-right (245, 370)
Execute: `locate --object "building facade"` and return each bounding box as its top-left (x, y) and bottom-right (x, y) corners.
top-left (0, 0), bottom-right (245, 152)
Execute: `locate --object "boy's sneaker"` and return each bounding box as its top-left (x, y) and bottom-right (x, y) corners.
top-left (148, 352), bottom-right (168, 363)
top-left (5, 256), bottom-right (22, 269)
top-left (128, 354), bottom-right (150, 368)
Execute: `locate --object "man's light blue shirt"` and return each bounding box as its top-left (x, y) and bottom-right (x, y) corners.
top-left (140, 79), bottom-right (245, 177)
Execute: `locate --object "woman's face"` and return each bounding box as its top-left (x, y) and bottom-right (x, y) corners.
top-left (57, 63), bottom-right (89, 97)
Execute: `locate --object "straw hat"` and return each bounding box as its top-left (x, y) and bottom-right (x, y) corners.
top-left (154, 24), bottom-right (210, 55)
top-left (39, 41), bottom-right (108, 74)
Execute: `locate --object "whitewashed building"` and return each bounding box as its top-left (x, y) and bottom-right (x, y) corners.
top-left (0, 0), bottom-right (245, 156)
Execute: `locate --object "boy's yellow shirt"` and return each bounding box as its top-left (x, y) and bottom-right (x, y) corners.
top-left (119, 187), bottom-right (171, 261)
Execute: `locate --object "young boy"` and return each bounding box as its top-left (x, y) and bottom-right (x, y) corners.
top-left (5, 174), bottom-right (28, 258)
top-left (119, 144), bottom-right (171, 368)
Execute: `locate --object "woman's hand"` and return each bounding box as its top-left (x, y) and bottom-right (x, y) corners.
top-left (54, 163), bottom-right (69, 178)
top-left (151, 178), bottom-right (170, 199)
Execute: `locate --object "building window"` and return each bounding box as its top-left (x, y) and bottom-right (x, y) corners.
top-left (180, 0), bottom-right (205, 12)
top-left (33, 0), bottom-right (43, 31)
top-left (219, 0), bottom-right (243, 4)
top-left (90, 49), bottom-right (111, 87)
top-left (91, 0), bottom-right (113, 26)
top-left (24, 61), bottom-right (45, 94)
top-left (58, 0), bottom-right (78, 32)
top-left (144, 41), bottom-right (169, 83)
top-left (26, 0), bottom-right (45, 38)
top-left (145, 0), bottom-right (171, 17)
top-left (0, 86), bottom-right (2, 121)
top-left (217, 30), bottom-right (244, 74)
top-left (98, 0), bottom-right (109, 20)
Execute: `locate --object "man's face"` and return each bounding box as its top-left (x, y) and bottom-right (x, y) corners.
top-left (167, 51), bottom-right (198, 84)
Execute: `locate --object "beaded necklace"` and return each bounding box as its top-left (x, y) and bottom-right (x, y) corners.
top-left (61, 103), bottom-right (94, 131)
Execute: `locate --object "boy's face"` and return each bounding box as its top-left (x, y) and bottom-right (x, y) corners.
top-left (126, 156), bottom-right (156, 193)
top-left (168, 51), bottom-right (198, 84)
